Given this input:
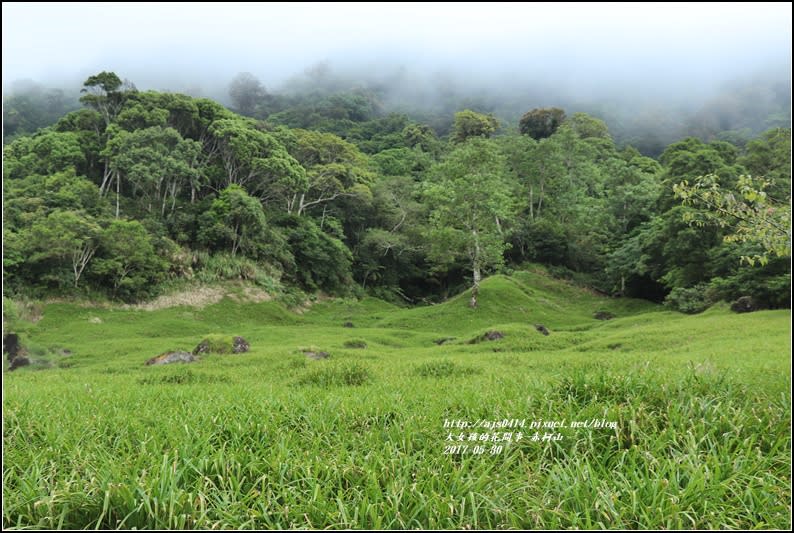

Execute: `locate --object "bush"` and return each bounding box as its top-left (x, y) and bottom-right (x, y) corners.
top-left (663, 283), bottom-right (714, 314)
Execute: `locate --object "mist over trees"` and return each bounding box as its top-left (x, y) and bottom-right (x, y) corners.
top-left (3, 65), bottom-right (790, 311)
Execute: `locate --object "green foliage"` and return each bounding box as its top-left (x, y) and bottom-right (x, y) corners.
top-left (519, 107), bottom-right (566, 139)
top-left (90, 219), bottom-right (168, 302)
top-left (451, 109), bottom-right (498, 143)
top-left (566, 112), bottom-right (612, 140)
top-left (663, 283), bottom-right (714, 314)
top-left (197, 185), bottom-right (268, 257)
top-left (276, 215), bottom-right (353, 294)
top-left (2, 78), bottom-right (788, 314)
top-left (192, 252), bottom-right (280, 291)
top-left (423, 138), bottom-right (515, 305)
top-left (673, 174), bottom-right (791, 265)
top-left (4, 130), bottom-right (85, 180)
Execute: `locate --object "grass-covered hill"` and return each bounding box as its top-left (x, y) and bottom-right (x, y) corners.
top-left (2, 268), bottom-right (790, 529)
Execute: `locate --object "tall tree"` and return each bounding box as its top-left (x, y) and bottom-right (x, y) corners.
top-left (451, 110), bottom-right (498, 143)
top-left (79, 71), bottom-right (133, 127)
top-left (519, 107), bottom-right (566, 140)
top-left (423, 138), bottom-right (514, 307)
top-left (228, 72), bottom-right (267, 116)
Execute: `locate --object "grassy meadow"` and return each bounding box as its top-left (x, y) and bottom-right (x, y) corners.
top-left (3, 267), bottom-right (791, 529)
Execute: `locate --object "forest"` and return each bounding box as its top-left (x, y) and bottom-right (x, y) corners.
top-left (3, 70), bottom-right (791, 312)
top-left (2, 2), bottom-right (792, 527)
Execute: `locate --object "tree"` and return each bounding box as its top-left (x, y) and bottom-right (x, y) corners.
top-left (228, 72), bottom-right (267, 116)
top-left (423, 138), bottom-right (514, 307)
top-left (198, 185), bottom-right (268, 257)
top-left (519, 107), bottom-right (566, 140)
top-left (26, 211), bottom-right (102, 288)
top-left (276, 214), bottom-right (353, 294)
top-left (673, 174), bottom-right (791, 265)
top-left (451, 110), bottom-right (498, 143)
top-left (402, 123), bottom-right (439, 153)
top-left (566, 112), bottom-right (612, 140)
top-left (285, 129), bottom-right (374, 216)
top-left (79, 71), bottom-right (133, 127)
top-left (102, 126), bottom-right (202, 216)
top-left (91, 220), bottom-right (166, 301)
top-left (207, 118), bottom-right (306, 202)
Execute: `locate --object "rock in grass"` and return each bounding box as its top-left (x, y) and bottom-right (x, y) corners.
top-left (467, 331), bottom-right (504, 344)
top-left (731, 296), bottom-right (765, 314)
top-left (232, 336), bottom-right (250, 353)
top-left (535, 324), bottom-right (550, 336)
top-left (3, 333), bottom-right (21, 360)
top-left (484, 331), bottom-right (504, 341)
top-left (4, 332), bottom-right (30, 371)
top-left (193, 335), bottom-right (250, 355)
top-left (8, 355), bottom-right (30, 371)
top-left (145, 351), bottom-right (196, 366)
top-left (593, 310), bottom-right (615, 320)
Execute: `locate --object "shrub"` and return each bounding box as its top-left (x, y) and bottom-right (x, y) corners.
top-left (663, 283), bottom-right (714, 314)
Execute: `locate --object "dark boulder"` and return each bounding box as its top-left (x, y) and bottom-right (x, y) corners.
top-left (193, 335), bottom-right (250, 355)
top-left (232, 336), bottom-right (250, 353)
top-left (193, 340), bottom-right (211, 355)
top-left (535, 324), bottom-right (550, 336)
top-left (3, 333), bottom-right (21, 361)
top-left (145, 351), bottom-right (196, 366)
top-left (730, 296), bottom-right (766, 314)
top-left (484, 331), bottom-right (504, 341)
top-left (9, 355), bottom-right (30, 371)
top-left (467, 331), bottom-right (504, 344)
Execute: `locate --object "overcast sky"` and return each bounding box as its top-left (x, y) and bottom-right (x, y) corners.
top-left (2, 2), bottom-right (791, 98)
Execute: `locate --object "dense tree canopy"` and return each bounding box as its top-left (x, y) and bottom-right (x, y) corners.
top-left (3, 71), bottom-right (790, 311)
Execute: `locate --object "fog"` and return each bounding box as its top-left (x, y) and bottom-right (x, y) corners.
top-left (2, 2), bottom-right (791, 141)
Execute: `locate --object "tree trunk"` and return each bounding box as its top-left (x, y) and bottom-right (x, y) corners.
top-left (470, 228), bottom-right (481, 308)
top-left (470, 263), bottom-right (481, 308)
top-left (529, 185), bottom-right (534, 221)
top-left (115, 171), bottom-right (120, 219)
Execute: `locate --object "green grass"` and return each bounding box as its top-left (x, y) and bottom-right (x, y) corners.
top-left (3, 268), bottom-right (791, 529)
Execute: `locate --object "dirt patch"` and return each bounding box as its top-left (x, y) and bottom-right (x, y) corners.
top-left (123, 286), bottom-right (226, 311)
